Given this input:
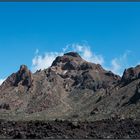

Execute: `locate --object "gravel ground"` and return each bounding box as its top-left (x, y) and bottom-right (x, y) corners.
top-left (0, 118), bottom-right (140, 139)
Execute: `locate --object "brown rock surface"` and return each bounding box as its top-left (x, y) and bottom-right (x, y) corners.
top-left (0, 52), bottom-right (140, 124)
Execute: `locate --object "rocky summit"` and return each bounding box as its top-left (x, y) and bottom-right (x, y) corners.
top-left (1, 52), bottom-right (140, 138)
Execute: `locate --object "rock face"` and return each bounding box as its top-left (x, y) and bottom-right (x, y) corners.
top-left (51, 52), bottom-right (83, 68)
top-left (121, 65), bottom-right (140, 86)
top-left (51, 52), bottom-right (121, 92)
top-left (14, 65), bottom-right (33, 88)
top-left (127, 82), bottom-right (140, 105)
top-left (0, 52), bottom-right (140, 122)
top-left (0, 65), bottom-right (33, 91)
top-left (0, 103), bottom-right (10, 110)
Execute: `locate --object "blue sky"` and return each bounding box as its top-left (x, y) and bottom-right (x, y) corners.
top-left (0, 2), bottom-right (140, 82)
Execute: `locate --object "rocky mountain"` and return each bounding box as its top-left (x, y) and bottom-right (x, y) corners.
top-left (0, 52), bottom-right (140, 122)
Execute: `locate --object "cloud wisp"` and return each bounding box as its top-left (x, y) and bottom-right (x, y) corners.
top-left (0, 45), bottom-right (131, 85)
top-left (32, 51), bottom-right (63, 72)
top-left (31, 43), bottom-right (131, 76)
top-left (65, 43), bottom-right (104, 65)
top-left (31, 43), bottom-right (104, 72)
top-left (107, 50), bottom-right (131, 76)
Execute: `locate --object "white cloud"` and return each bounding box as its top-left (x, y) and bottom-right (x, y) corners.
top-left (108, 51), bottom-right (131, 76)
top-left (32, 52), bottom-right (63, 72)
top-left (110, 58), bottom-right (121, 75)
top-left (31, 43), bottom-right (104, 72)
top-left (0, 78), bottom-right (5, 85)
top-left (31, 43), bottom-right (131, 76)
top-left (64, 43), bottom-right (104, 65)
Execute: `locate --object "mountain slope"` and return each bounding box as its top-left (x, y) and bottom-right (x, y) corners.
top-left (0, 52), bottom-right (140, 121)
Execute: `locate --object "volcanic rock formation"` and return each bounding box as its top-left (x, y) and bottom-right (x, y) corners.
top-left (0, 52), bottom-right (140, 122)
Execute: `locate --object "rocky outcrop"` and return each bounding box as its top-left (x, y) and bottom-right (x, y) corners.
top-left (0, 103), bottom-right (10, 110)
top-left (127, 82), bottom-right (140, 105)
top-left (64, 52), bottom-right (81, 58)
top-left (14, 65), bottom-right (33, 88)
top-left (105, 71), bottom-right (120, 81)
top-left (79, 62), bottom-right (93, 70)
top-left (72, 71), bottom-right (101, 91)
top-left (121, 65), bottom-right (140, 86)
top-left (50, 52), bottom-right (120, 92)
top-left (62, 61), bottom-right (78, 70)
top-left (51, 52), bottom-right (83, 67)
top-left (0, 65), bottom-right (33, 90)
top-left (1, 51), bottom-right (140, 123)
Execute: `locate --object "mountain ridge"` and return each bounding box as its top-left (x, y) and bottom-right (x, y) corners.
top-left (0, 52), bottom-right (140, 121)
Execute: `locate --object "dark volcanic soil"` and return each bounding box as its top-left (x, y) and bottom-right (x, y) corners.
top-left (0, 118), bottom-right (140, 139)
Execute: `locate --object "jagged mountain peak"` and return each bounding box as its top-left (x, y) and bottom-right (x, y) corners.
top-left (51, 52), bottom-right (84, 67)
top-left (64, 52), bottom-right (81, 58)
top-left (51, 52), bottom-right (107, 73)
top-left (14, 64), bottom-right (33, 87)
top-left (0, 65), bottom-right (33, 91)
top-left (1, 52), bottom-right (140, 122)
top-left (47, 52), bottom-right (121, 92)
top-left (121, 65), bottom-right (140, 86)
top-left (19, 64), bottom-right (29, 72)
